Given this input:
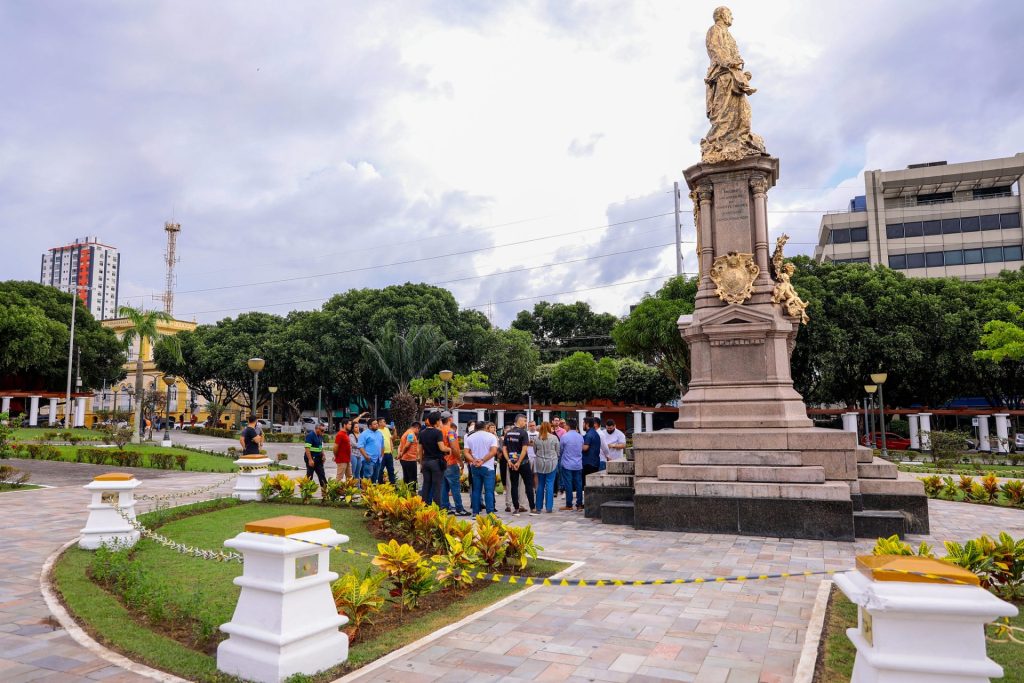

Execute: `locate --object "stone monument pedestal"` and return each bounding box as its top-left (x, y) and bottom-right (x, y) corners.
top-left (588, 155), bottom-right (928, 539)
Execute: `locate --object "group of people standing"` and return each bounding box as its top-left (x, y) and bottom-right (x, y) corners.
top-left (308, 410), bottom-right (627, 518)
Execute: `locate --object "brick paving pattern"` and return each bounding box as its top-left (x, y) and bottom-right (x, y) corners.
top-left (1, 457), bottom-right (1022, 682)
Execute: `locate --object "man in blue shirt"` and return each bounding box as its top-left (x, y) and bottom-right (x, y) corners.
top-left (357, 419), bottom-right (386, 482)
top-left (559, 418), bottom-right (585, 511)
top-left (582, 417), bottom-right (603, 485)
top-left (304, 424), bottom-right (328, 486)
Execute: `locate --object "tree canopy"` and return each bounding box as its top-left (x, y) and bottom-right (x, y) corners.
top-left (511, 301), bottom-right (618, 362)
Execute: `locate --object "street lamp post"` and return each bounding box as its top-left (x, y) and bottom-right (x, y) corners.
top-left (439, 370), bottom-right (453, 410)
top-left (870, 373), bottom-right (889, 458)
top-left (268, 387), bottom-right (277, 430)
top-left (864, 385), bottom-right (877, 448)
top-left (124, 384), bottom-right (134, 416)
top-left (247, 358), bottom-right (265, 421)
top-left (161, 374), bottom-right (176, 447)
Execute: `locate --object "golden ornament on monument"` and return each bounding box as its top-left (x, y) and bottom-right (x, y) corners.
top-left (709, 251), bottom-right (758, 304)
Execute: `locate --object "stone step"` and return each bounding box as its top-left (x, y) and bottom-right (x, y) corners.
top-left (657, 464), bottom-right (825, 484)
top-left (634, 478), bottom-right (850, 502)
top-left (585, 473), bottom-right (633, 488)
top-left (857, 458), bottom-right (898, 480)
top-left (855, 446), bottom-right (875, 464)
top-left (635, 427), bottom-right (859, 452)
top-left (853, 510), bottom-right (907, 539)
top-left (677, 450), bottom-right (803, 467)
top-left (599, 500), bottom-right (635, 526)
top-left (607, 459), bottom-right (635, 475)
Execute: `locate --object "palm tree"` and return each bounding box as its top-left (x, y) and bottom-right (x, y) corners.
top-left (361, 323), bottom-right (453, 432)
top-left (117, 306), bottom-right (182, 444)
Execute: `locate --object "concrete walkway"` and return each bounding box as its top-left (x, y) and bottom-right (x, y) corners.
top-left (2, 458), bottom-right (1023, 683)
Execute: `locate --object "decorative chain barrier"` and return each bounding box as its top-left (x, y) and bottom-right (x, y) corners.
top-left (113, 503), bottom-right (243, 563)
top-left (135, 473), bottom-right (239, 502)
top-left (988, 618), bottom-right (1024, 644)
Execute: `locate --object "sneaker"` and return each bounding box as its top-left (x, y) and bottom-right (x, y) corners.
top-left (575, 506), bottom-right (584, 511)
top-left (528, 511), bottom-right (540, 516)
top-left (512, 512), bottom-right (520, 517)
top-left (545, 509), bottom-right (554, 513)
top-left (505, 505), bottom-right (512, 512)
top-left (456, 510), bottom-right (470, 517)
top-left (558, 506), bottom-right (574, 511)
top-left (517, 507), bottom-right (528, 513)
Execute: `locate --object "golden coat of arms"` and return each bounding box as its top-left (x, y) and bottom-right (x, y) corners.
top-left (709, 251), bottom-right (758, 304)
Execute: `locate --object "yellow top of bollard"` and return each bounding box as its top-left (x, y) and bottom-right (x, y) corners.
top-left (244, 515), bottom-right (330, 536)
top-left (856, 555), bottom-right (980, 586)
top-left (93, 473), bottom-right (134, 481)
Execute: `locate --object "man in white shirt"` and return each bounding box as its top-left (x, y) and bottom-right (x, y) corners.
top-left (465, 421), bottom-right (500, 515)
top-left (599, 419), bottom-right (627, 469)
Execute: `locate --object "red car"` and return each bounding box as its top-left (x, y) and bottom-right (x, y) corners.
top-left (861, 432), bottom-right (912, 450)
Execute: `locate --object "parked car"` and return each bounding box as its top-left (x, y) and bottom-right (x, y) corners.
top-left (256, 419), bottom-right (283, 433)
top-left (1014, 433), bottom-right (1024, 451)
top-left (860, 432), bottom-right (912, 450)
top-left (298, 417), bottom-right (328, 432)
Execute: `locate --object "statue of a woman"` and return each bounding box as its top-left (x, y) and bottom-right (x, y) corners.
top-left (700, 7), bottom-right (768, 164)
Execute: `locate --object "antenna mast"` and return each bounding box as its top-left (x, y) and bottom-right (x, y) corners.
top-left (162, 221), bottom-right (181, 316)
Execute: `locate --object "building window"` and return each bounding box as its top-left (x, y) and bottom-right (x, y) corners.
top-left (886, 223), bottom-right (904, 239)
top-left (923, 220), bottom-right (942, 236)
top-left (980, 214), bottom-right (1001, 230)
top-left (944, 250), bottom-right (964, 265)
top-left (983, 246), bottom-right (1004, 263)
top-left (850, 227), bottom-right (868, 242)
top-left (917, 191), bottom-right (954, 204)
top-left (903, 221), bottom-right (923, 237)
top-left (888, 254), bottom-right (907, 269)
top-left (963, 248), bottom-right (983, 265)
top-left (1002, 213), bottom-right (1021, 229)
top-left (925, 251), bottom-right (944, 267)
top-left (961, 216), bottom-right (980, 232)
top-left (941, 218), bottom-right (961, 234)
top-left (830, 228), bottom-right (850, 244)
top-left (973, 186), bottom-right (1013, 199)
top-left (1004, 245), bottom-right (1024, 261)
top-left (906, 252), bottom-right (926, 269)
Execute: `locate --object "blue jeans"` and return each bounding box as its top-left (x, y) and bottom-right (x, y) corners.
top-left (535, 471), bottom-right (556, 512)
top-left (370, 458), bottom-right (384, 483)
top-left (352, 456), bottom-right (367, 483)
top-left (470, 466), bottom-right (496, 515)
top-left (599, 461), bottom-right (607, 471)
top-left (441, 463), bottom-right (466, 512)
top-left (563, 468), bottom-right (583, 507)
top-left (375, 453), bottom-right (396, 484)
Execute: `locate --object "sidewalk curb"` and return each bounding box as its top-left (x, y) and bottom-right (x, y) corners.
top-left (794, 577), bottom-right (833, 683)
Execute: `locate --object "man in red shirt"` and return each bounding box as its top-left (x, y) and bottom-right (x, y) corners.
top-left (440, 412), bottom-right (469, 516)
top-left (334, 418), bottom-right (352, 480)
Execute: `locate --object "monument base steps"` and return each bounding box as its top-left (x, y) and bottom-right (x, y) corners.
top-left (599, 500), bottom-right (635, 526)
top-left (853, 510), bottom-right (909, 539)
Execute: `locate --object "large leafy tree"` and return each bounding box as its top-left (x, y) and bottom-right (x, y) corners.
top-left (551, 351), bottom-right (598, 402)
top-left (973, 304), bottom-right (1024, 408)
top-left (0, 281), bottom-right (125, 392)
top-left (512, 301), bottom-right (618, 362)
top-left (615, 358), bottom-right (677, 405)
top-left (612, 275), bottom-right (697, 393)
top-left (480, 328), bottom-right (540, 402)
top-left (118, 306), bottom-right (181, 443)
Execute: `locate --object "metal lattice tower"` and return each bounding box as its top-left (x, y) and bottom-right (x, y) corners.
top-left (162, 221), bottom-right (181, 315)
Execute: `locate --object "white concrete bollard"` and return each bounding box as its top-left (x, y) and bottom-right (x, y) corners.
top-left (233, 454), bottom-right (273, 501)
top-left (835, 555), bottom-right (1018, 683)
top-left (217, 515), bottom-right (350, 683)
top-left (79, 473), bottom-right (141, 550)
top-left (842, 412), bottom-right (859, 433)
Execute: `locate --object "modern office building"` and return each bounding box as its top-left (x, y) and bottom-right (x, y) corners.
top-left (40, 236), bottom-right (120, 320)
top-left (814, 154), bottom-right (1024, 279)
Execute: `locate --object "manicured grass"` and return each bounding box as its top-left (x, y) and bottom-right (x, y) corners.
top-left (11, 444), bottom-right (237, 472)
top-left (12, 427), bottom-right (104, 441)
top-left (818, 589), bottom-right (1024, 682)
top-left (54, 500), bottom-right (567, 681)
top-left (0, 482), bottom-right (43, 492)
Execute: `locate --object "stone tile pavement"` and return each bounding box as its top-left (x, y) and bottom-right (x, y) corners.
top-left (2, 458), bottom-right (1022, 683)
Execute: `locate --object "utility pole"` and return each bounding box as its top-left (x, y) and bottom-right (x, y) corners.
top-left (673, 181), bottom-right (683, 276)
top-left (162, 221), bottom-right (181, 316)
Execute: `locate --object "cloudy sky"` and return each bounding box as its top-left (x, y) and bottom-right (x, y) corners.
top-left (3, 0), bottom-right (1023, 326)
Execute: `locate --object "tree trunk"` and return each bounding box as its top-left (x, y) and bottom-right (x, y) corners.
top-left (131, 357), bottom-right (144, 444)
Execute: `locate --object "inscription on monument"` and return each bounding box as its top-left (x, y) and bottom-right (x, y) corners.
top-left (710, 338), bottom-right (764, 347)
top-left (713, 181), bottom-right (752, 254)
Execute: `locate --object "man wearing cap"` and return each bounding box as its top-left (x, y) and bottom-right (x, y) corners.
top-left (304, 423), bottom-right (328, 487)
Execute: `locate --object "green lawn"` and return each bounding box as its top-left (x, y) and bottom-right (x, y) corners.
top-left (12, 427), bottom-right (104, 441)
top-left (0, 482), bottom-right (43, 492)
top-left (819, 590), bottom-right (1024, 682)
top-left (55, 500), bottom-right (567, 682)
top-left (10, 444), bottom-right (237, 472)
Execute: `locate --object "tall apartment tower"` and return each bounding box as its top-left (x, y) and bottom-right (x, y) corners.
top-left (814, 153), bottom-right (1024, 279)
top-left (40, 236), bottom-right (120, 320)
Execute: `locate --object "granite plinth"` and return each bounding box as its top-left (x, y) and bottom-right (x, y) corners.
top-left (853, 510), bottom-right (908, 539)
top-left (583, 485), bottom-right (634, 519)
top-left (599, 500), bottom-right (635, 526)
top-left (633, 494), bottom-right (855, 541)
top-left (861, 493), bottom-right (930, 535)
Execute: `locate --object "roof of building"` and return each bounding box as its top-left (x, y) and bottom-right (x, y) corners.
top-left (875, 152), bottom-right (1024, 199)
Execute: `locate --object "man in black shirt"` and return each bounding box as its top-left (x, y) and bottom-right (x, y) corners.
top-left (417, 412), bottom-right (448, 506)
top-left (503, 413), bottom-right (536, 516)
top-left (240, 415), bottom-right (262, 455)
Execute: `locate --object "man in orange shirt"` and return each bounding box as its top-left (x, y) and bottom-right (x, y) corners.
top-left (398, 421), bottom-right (421, 486)
top-left (439, 412), bottom-right (469, 516)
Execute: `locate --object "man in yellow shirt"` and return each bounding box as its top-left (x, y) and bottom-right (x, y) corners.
top-left (375, 417), bottom-right (397, 484)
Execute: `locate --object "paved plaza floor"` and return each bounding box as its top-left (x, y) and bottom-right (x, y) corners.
top-left (2, 458), bottom-right (1023, 683)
